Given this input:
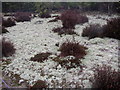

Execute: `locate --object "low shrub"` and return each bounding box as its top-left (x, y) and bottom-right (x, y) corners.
top-left (2, 38), bottom-right (16, 57)
top-left (82, 24), bottom-right (104, 39)
top-left (77, 14), bottom-right (88, 24)
top-left (61, 10), bottom-right (78, 29)
top-left (61, 10), bottom-right (88, 29)
top-left (91, 65), bottom-right (120, 89)
top-left (1, 26), bottom-right (9, 34)
top-left (2, 18), bottom-right (16, 27)
top-left (40, 13), bottom-right (51, 18)
top-left (103, 17), bottom-right (120, 40)
top-left (59, 41), bottom-right (87, 58)
top-left (14, 12), bottom-right (31, 22)
top-left (52, 27), bottom-right (77, 35)
top-left (30, 52), bottom-right (51, 62)
top-left (53, 56), bottom-right (83, 70)
top-left (29, 80), bottom-right (47, 89)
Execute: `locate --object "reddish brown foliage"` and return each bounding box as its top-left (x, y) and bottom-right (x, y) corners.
top-left (52, 27), bottom-right (77, 35)
top-left (2, 38), bottom-right (16, 57)
top-left (59, 41), bottom-right (87, 58)
top-left (82, 24), bottom-right (104, 39)
top-left (14, 12), bottom-right (31, 22)
top-left (77, 14), bottom-right (88, 24)
top-left (0, 26), bottom-right (9, 34)
top-left (29, 80), bottom-right (47, 89)
top-left (1, 26), bottom-right (9, 34)
top-left (61, 10), bottom-right (78, 29)
top-left (2, 18), bottom-right (16, 27)
top-left (103, 17), bottom-right (120, 40)
top-left (61, 10), bottom-right (88, 29)
top-left (91, 65), bottom-right (120, 89)
top-left (30, 52), bottom-right (51, 62)
top-left (53, 56), bottom-right (83, 70)
top-left (39, 13), bottom-right (51, 18)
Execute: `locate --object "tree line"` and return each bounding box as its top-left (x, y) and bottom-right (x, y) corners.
top-left (2, 2), bottom-right (120, 13)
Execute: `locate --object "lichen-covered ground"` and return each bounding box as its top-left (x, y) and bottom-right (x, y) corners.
top-left (1, 14), bottom-right (119, 88)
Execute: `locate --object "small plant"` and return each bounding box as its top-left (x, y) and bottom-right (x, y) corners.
top-left (30, 52), bottom-right (51, 62)
top-left (59, 41), bottom-right (87, 58)
top-left (52, 27), bottom-right (77, 35)
top-left (82, 24), bottom-right (104, 39)
top-left (2, 18), bottom-right (16, 27)
top-left (103, 17), bottom-right (120, 40)
top-left (2, 38), bottom-right (16, 57)
top-left (91, 65), bottom-right (120, 89)
top-left (14, 12), bottom-right (31, 22)
top-left (29, 80), bottom-right (47, 89)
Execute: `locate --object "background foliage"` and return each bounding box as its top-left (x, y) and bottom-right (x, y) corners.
top-left (2, 2), bottom-right (120, 13)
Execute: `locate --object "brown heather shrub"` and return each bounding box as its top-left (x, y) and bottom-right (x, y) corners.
top-left (61, 10), bottom-right (88, 29)
top-left (39, 13), bottom-right (51, 18)
top-left (53, 56), bottom-right (83, 70)
top-left (103, 17), bottom-right (120, 40)
top-left (30, 52), bottom-right (51, 62)
top-left (29, 80), bottom-right (47, 89)
top-left (52, 27), bottom-right (77, 35)
top-left (91, 65), bottom-right (120, 89)
top-left (2, 38), bottom-right (16, 57)
top-left (2, 18), bottom-right (16, 27)
top-left (0, 26), bottom-right (9, 34)
top-left (82, 24), bottom-right (104, 39)
top-left (59, 41), bottom-right (87, 58)
top-left (14, 12), bottom-right (31, 22)
top-left (61, 10), bottom-right (79, 29)
top-left (77, 14), bottom-right (88, 24)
